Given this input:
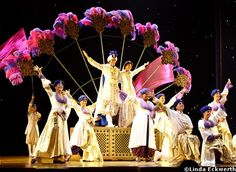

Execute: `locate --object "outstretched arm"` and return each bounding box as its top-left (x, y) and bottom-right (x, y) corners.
top-left (28, 95), bottom-right (35, 113)
top-left (132, 62), bottom-right (149, 76)
top-left (220, 78), bottom-right (233, 105)
top-left (166, 88), bottom-right (186, 108)
top-left (82, 50), bottom-right (103, 70)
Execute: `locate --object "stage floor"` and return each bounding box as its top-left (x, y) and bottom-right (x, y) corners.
top-left (1, 156), bottom-right (236, 172)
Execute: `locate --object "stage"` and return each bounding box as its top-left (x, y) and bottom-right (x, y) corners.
top-left (1, 156), bottom-right (236, 172)
top-left (0, 156), bottom-right (179, 172)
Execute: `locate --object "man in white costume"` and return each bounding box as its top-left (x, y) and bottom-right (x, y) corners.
top-left (157, 99), bottom-right (200, 164)
top-left (198, 105), bottom-right (235, 166)
top-left (128, 88), bottom-right (156, 162)
top-left (119, 60), bottom-right (149, 128)
top-left (152, 89), bottom-right (186, 162)
top-left (208, 79), bottom-right (235, 156)
top-left (83, 50), bottom-right (121, 127)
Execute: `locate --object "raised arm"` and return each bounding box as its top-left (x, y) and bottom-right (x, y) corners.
top-left (82, 50), bottom-right (103, 70)
top-left (220, 79), bottom-right (233, 105)
top-left (28, 96), bottom-right (35, 113)
top-left (166, 88), bottom-right (186, 108)
top-left (132, 62), bottom-right (149, 76)
top-left (33, 65), bottom-right (53, 97)
top-left (64, 90), bottom-right (80, 110)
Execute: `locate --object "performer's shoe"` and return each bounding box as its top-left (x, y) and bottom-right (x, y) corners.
top-left (135, 157), bottom-right (141, 162)
top-left (31, 157), bottom-right (37, 164)
top-left (53, 158), bottom-right (65, 163)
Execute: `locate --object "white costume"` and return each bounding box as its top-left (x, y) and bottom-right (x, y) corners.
top-left (33, 78), bottom-right (72, 158)
top-left (165, 107), bottom-right (200, 163)
top-left (86, 56), bottom-right (121, 127)
top-left (25, 102), bottom-right (41, 156)
top-left (118, 64), bottom-right (146, 127)
top-left (69, 97), bottom-right (103, 161)
top-left (208, 87), bottom-right (235, 156)
top-left (128, 97), bottom-right (156, 159)
top-left (198, 108), bottom-right (234, 166)
top-left (153, 91), bottom-right (184, 161)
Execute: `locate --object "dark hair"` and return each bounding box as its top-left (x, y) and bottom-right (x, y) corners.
top-left (123, 60), bottom-right (133, 69)
top-left (173, 99), bottom-right (183, 110)
top-left (53, 80), bottom-right (65, 87)
top-left (32, 104), bottom-right (37, 108)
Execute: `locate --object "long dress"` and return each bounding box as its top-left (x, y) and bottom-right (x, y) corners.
top-left (208, 87), bottom-right (235, 156)
top-left (198, 108), bottom-right (234, 166)
top-left (165, 107), bottom-right (200, 163)
top-left (33, 78), bottom-right (72, 158)
top-left (25, 103), bottom-right (41, 145)
top-left (86, 56), bottom-right (121, 126)
top-left (118, 64), bottom-right (146, 128)
top-left (153, 91), bottom-right (183, 160)
top-left (128, 97), bottom-right (156, 159)
top-left (69, 98), bottom-right (103, 161)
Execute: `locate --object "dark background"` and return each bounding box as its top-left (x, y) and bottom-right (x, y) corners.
top-left (0, 0), bottom-right (235, 155)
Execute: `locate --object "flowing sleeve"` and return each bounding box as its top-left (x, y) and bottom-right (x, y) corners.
top-left (131, 64), bottom-right (146, 76)
top-left (166, 90), bottom-right (184, 108)
top-left (210, 107), bottom-right (227, 123)
top-left (87, 56), bottom-right (103, 70)
top-left (41, 78), bottom-right (53, 97)
top-left (220, 87), bottom-right (229, 105)
top-left (198, 120), bottom-right (210, 140)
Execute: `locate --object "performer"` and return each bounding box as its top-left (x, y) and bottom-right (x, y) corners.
top-left (208, 79), bottom-right (235, 156)
top-left (25, 95), bottom-right (41, 157)
top-left (82, 50), bottom-right (121, 127)
top-left (67, 93), bottom-right (103, 162)
top-left (31, 66), bottom-right (72, 164)
top-left (158, 99), bottom-right (200, 164)
top-left (128, 88), bottom-right (156, 162)
top-left (118, 60), bottom-right (149, 128)
top-left (152, 89), bottom-right (185, 161)
top-left (198, 105), bottom-right (235, 166)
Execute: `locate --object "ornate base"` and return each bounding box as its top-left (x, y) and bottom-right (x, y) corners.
top-left (70, 127), bottom-right (160, 160)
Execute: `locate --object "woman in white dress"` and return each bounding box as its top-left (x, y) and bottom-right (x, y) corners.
top-left (68, 94), bottom-right (103, 161)
top-left (119, 60), bottom-right (148, 128)
top-left (25, 95), bottom-right (41, 157)
top-left (31, 66), bottom-right (72, 163)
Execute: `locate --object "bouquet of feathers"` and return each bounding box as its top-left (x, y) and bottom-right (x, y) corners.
top-left (28, 28), bottom-right (55, 57)
top-left (107, 9), bottom-right (136, 39)
top-left (157, 41), bottom-right (180, 67)
top-left (135, 22), bottom-right (160, 50)
top-left (80, 7), bottom-right (108, 33)
top-left (53, 12), bottom-right (79, 40)
top-left (174, 67), bottom-right (192, 93)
